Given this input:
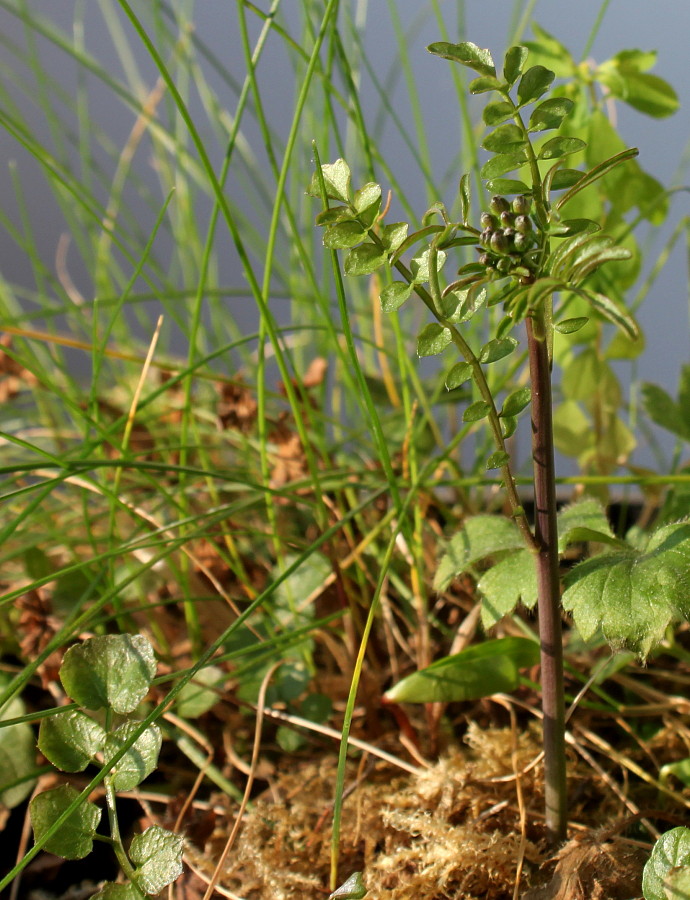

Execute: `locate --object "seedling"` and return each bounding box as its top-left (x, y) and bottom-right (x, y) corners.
top-left (30, 634), bottom-right (183, 898)
top-left (311, 36), bottom-right (689, 849)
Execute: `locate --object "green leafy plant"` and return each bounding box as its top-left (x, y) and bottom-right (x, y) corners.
top-left (643, 827), bottom-right (690, 900)
top-left (311, 36), bottom-right (685, 847)
top-left (30, 634), bottom-right (183, 898)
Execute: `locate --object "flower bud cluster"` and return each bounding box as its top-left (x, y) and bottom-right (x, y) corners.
top-left (477, 195), bottom-right (537, 284)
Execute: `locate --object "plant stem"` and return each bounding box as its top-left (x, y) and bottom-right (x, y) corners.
top-left (526, 308), bottom-right (567, 845)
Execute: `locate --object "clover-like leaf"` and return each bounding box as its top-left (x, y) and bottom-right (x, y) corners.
top-left (385, 637), bottom-right (539, 703)
top-left (130, 825), bottom-right (184, 895)
top-left (517, 65), bottom-right (555, 106)
top-left (562, 522), bottom-right (690, 657)
top-left (103, 722), bottom-right (162, 792)
top-left (642, 827), bottom-right (690, 900)
top-left (60, 634), bottom-right (156, 714)
top-left (38, 710), bottom-right (107, 773)
top-left (344, 243), bottom-right (387, 276)
top-left (30, 785), bottom-right (101, 860)
top-left (417, 323), bottom-right (452, 357)
top-left (427, 41), bottom-right (496, 78)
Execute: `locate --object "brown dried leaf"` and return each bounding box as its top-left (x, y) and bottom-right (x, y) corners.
top-left (217, 380), bottom-right (258, 433)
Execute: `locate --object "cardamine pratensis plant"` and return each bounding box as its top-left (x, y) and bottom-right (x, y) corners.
top-left (311, 37), bottom-right (689, 849)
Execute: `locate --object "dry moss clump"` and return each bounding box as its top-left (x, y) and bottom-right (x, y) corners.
top-left (188, 724), bottom-right (553, 899)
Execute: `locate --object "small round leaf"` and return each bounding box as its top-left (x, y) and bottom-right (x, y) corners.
top-left (60, 634), bottom-right (156, 714)
top-left (486, 450), bottom-right (510, 470)
top-left (479, 337), bottom-right (518, 364)
top-left (130, 825), bottom-right (184, 895)
top-left (463, 401), bottom-right (491, 423)
top-left (103, 722), bottom-right (162, 792)
top-left (30, 785), bottom-right (101, 860)
top-left (417, 323), bottom-right (452, 357)
top-left (380, 282), bottom-right (412, 313)
top-left (38, 710), bottom-right (107, 773)
top-left (501, 386), bottom-right (531, 417)
top-left (344, 243), bottom-right (387, 276)
top-left (643, 827), bottom-right (690, 900)
top-left (446, 362), bottom-right (473, 391)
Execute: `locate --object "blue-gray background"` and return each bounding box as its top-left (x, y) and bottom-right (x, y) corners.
top-left (0, 1), bottom-right (687, 469)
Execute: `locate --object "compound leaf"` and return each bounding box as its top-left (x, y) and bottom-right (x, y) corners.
top-left (380, 281), bottom-right (413, 313)
top-left (503, 45), bottom-right (529, 86)
top-left (538, 136), bottom-right (586, 160)
top-left (445, 361), bottom-right (473, 390)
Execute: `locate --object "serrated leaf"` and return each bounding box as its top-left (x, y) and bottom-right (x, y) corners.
top-left (385, 637), bottom-right (539, 703)
top-left (481, 123), bottom-right (525, 153)
top-left (503, 46), bottom-right (528, 86)
top-left (556, 498), bottom-right (615, 554)
top-left (479, 550), bottom-right (537, 627)
top-left (434, 515), bottom-right (524, 591)
top-left (483, 100), bottom-right (514, 126)
top-left (538, 136), bottom-right (586, 160)
top-left (480, 148), bottom-right (529, 179)
top-left (380, 281), bottom-right (413, 313)
top-left (380, 222), bottom-right (408, 253)
top-left (554, 317), bottom-right (589, 334)
top-left (445, 361), bottom-right (473, 391)
top-left (38, 710), bottom-right (107, 773)
top-left (485, 450), bottom-right (510, 471)
top-left (463, 400), bottom-right (491, 423)
top-left (344, 243), bottom-right (387, 276)
top-left (60, 634), bottom-right (156, 715)
top-left (103, 722), bottom-right (162, 791)
top-left (130, 825), bottom-right (184, 895)
top-left (479, 336), bottom-right (518, 364)
top-left (642, 827), bottom-right (690, 900)
top-left (427, 41), bottom-right (496, 77)
top-left (30, 785), bottom-right (101, 860)
top-left (517, 65), bottom-right (555, 106)
top-left (308, 159), bottom-right (351, 202)
top-left (485, 178), bottom-right (530, 195)
top-left (501, 386), bottom-right (531, 417)
top-left (528, 97), bottom-right (574, 132)
top-left (562, 522), bottom-right (690, 657)
top-left (329, 871), bottom-right (367, 899)
top-left (323, 221), bottom-right (367, 249)
top-left (641, 383), bottom-right (690, 441)
top-left (417, 323), bottom-right (452, 357)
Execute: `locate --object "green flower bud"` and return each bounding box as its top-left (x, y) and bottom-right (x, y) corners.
top-left (513, 232), bottom-right (528, 252)
top-left (480, 212), bottom-right (497, 230)
top-left (500, 210), bottom-right (514, 228)
top-left (503, 227), bottom-right (516, 244)
top-left (514, 215), bottom-right (532, 234)
top-left (496, 257), bottom-right (511, 274)
top-left (490, 231), bottom-right (508, 254)
top-left (489, 195), bottom-right (511, 216)
top-left (480, 227), bottom-right (493, 247)
top-left (512, 195), bottom-right (532, 215)
top-left (479, 252), bottom-right (492, 267)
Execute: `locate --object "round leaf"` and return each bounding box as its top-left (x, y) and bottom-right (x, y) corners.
top-left (483, 100), bottom-right (514, 126)
top-left (103, 722), bottom-right (162, 792)
top-left (60, 634), bottom-right (157, 714)
top-left (481, 123), bottom-right (525, 153)
top-left (445, 362), bottom-right (473, 391)
top-left (528, 98), bottom-right (574, 132)
top-left (463, 400), bottom-right (491, 423)
top-left (643, 827), bottom-right (690, 900)
top-left (175, 665), bottom-right (224, 719)
top-left (479, 337), bottom-right (518, 364)
top-left (130, 825), bottom-right (184, 895)
top-left (486, 450), bottom-right (510, 470)
top-left (30, 785), bottom-right (101, 860)
top-left (323, 221), bottom-right (366, 249)
top-left (0, 679), bottom-right (37, 809)
top-left (343, 243), bottom-right (387, 276)
top-left (517, 65), bottom-right (555, 106)
top-left (384, 637), bottom-right (539, 703)
top-left (501, 386), bottom-right (531, 417)
top-left (417, 323), bottom-right (452, 357)
top-left (380, 282), bottom-right (412, 313)
top-left (38, 710), bottom-right (107, 773)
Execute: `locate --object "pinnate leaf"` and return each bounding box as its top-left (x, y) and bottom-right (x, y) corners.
top-left (130, 825), bottom-right (184, 895)
top-left (463, 400), bottom-right (491, 423)
top-left (38, 710), bottom-right (107, 773)
top-left (469, 75), bottom-right (504, 94)
top-left (501, 386), bottom-right (531, 417)
top-left (60, 634), bottom-right (156, 714)
top-left (385, 637), bottom-right (538, 703)
top-left (434, 515), bottom-right (524, 591)
top-left (380, 222), bottom-right (408, 253)
top-left (485, 450), bottom-right (510, 471)
top-left (30, 785), bottom-right (101, 860)
top-left (528, 98), bottom-right (574, 132)
top-left (323, 221), bottom-right (367, 249)
top-left (478, 550), bottom-right (537, 627)
top-left (479, 336), bottom-right (518, 364)
top-left (562, 522), bottom-right (690, 657)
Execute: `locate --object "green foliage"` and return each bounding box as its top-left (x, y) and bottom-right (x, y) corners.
top-left (329, 871), bottom-right (367, 899)
top-left (0, 676), bottom-right (37, 810)
top-left (643, 827), bottom-right (690, 899)
top-left (641, 366), bottom-right (690, 443)
top-left (385, 638), bottom-right (539, 703)
top-left (29, 635), bottom-right (183, 896)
